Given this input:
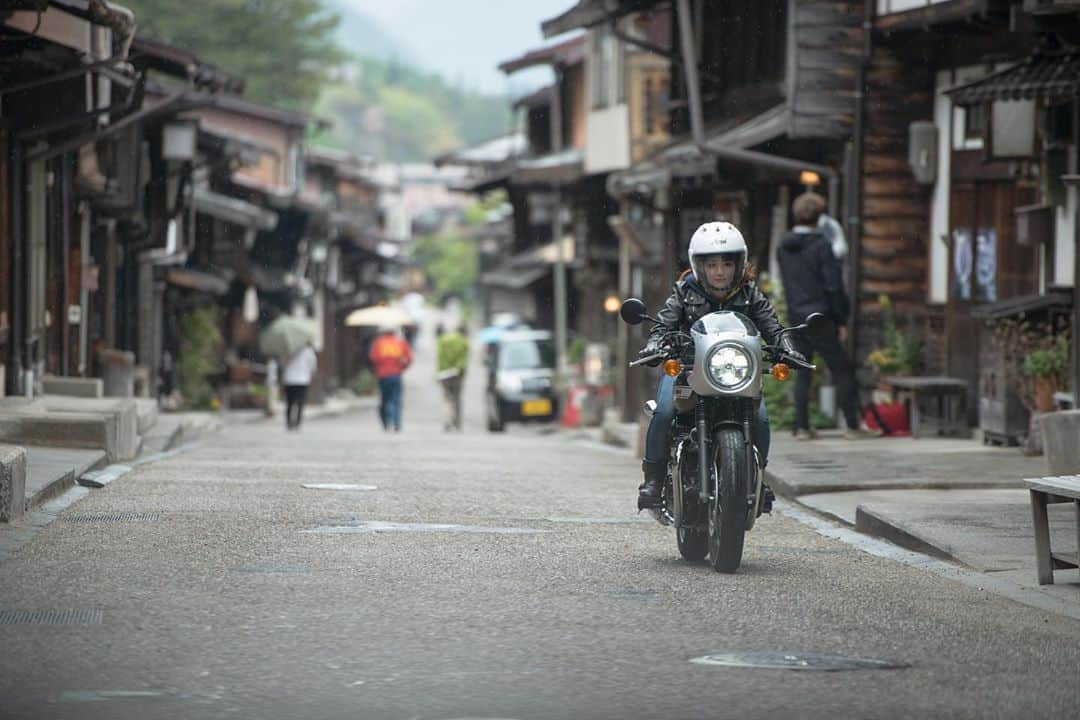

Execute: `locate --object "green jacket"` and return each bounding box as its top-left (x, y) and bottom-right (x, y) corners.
top-left (436, 331), bottom-right (469, 375)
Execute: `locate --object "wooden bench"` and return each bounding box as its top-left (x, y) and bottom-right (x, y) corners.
top-left (886, 376), bottom-right (972, 439)
top-left (1024, 475), bottom-right (1080, 585)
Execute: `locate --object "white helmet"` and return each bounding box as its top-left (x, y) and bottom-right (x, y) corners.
top-left (688, 221), bottom-right (747, 294)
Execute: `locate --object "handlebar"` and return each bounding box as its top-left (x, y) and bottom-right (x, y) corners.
top-left (629, 352), bottom-right (664, 368)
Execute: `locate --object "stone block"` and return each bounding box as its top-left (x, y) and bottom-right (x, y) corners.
top-left (1042, 410), bottom-right (1080, 475)
top-left (99, 349), bottom-right (135, 398)
top-left (0, 397), bottom-right (141, 463)
top-left (0, 444), bottom-right (28, 522)
top-left (41, 375), bottom-right (104, 398)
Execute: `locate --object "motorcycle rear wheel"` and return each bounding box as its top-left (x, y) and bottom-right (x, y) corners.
top-left (709, 428), bottom-right (748, 573)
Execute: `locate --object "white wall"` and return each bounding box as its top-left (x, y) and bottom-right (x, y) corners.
top-left (878, 0), bottom-right (951, 14)
top-left (929, 70), bottom-right (952, 304)
top-left (1055, 145), bottom-right (1077, 287)
top-left (585, 105), bottom-right (631, 174)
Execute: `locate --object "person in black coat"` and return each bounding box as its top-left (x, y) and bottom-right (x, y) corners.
top-left (776, 192), bottom-right (878, 440)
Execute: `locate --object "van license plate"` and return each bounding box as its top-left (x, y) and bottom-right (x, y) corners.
top-left (521, 399), bottom-right (552, 417)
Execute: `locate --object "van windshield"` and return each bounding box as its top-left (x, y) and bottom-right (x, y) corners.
top-left (498, 339), bottom-right (555, 370)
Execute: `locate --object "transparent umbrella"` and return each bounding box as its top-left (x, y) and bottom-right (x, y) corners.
top-left (344, 305), bottom-right (414, 328)
top-left (259, 315), bottom-right (317, 358)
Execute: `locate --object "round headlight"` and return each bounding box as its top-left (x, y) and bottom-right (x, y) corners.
top-left (707, 345), bottom-right (752, 388)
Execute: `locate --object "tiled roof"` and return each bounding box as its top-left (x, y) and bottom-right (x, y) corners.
top-left (948, 53), bottom-right (1080, 106)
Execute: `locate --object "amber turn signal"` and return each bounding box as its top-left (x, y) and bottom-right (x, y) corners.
top-left (663, 359), bottom-right (682, 377)
top-left (771, 363), bottom-right (790, 382)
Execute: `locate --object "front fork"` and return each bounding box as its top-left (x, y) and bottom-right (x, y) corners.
top-left (696, 403), bottom-right (709, 503)
top-left (696, 400), bottom-right (758, 507)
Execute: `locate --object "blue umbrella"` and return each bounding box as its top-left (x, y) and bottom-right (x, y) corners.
top-left (476, 326), bottom-right (504, 345)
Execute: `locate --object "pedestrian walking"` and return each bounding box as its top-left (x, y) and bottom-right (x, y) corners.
top-left (776, 192), bottom-right (879, 440)
top-left (368, 326), bottom-right (413, 432)
top-left (282, 343), bottom-right (317, 431)
top-left (436, 326), bottom-right (469, 432)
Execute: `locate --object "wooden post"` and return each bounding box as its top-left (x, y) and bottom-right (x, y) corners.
top-left (1029, 489), bottom-right (1054, 585)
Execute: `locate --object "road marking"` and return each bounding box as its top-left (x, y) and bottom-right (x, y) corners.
top-left (301, 483), bottom-right (377, 491)
top-left (690, 651), bottom-right (907, 671)
top-left (778, 501), bottom-right (1080, 622)
top-left (303, 521), bottom-right (546, 535)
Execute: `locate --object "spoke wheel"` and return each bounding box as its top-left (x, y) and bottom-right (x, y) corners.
top-left (709, 428), bottom-right (748, 573)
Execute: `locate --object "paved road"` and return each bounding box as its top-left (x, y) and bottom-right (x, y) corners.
top-left (2, 324), bottom-right (1079, 719)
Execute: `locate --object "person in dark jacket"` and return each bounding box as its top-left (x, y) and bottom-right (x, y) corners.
top-left (636, 221), bottom-right (804, 509)
top-left (776, 192), bottom-right (878, 440)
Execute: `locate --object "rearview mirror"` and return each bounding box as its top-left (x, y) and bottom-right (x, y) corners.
top-left (619, 298), bottom-right (647, 326)
top-left (805, 312), bottom-right (830, 333)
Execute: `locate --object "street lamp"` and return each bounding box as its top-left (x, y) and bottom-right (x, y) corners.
top-left (603, 293), bottom-right (621, 314)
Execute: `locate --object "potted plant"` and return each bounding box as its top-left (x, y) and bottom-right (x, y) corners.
top-left (1022, 334), bottom-right (1070, 412)
top-left (868, 295), bottom-right (923, 384)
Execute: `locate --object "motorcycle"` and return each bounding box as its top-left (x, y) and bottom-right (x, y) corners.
top-left (621, 297), bottom-right (824, 573)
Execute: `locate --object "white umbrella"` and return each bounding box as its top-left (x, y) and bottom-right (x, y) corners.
top-left (344, 305), bottom-right (414, 328)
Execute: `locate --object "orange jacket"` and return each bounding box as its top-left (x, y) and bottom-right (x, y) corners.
top-left (368, 334), bottom-right (413, 379)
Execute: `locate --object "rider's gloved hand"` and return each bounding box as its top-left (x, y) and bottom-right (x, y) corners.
top-left (780, 337), bottom-right (806, 364)
top-left (785, 348), bottom-right (807, 364)
top-left (637, 341), bottom-right (663, 367)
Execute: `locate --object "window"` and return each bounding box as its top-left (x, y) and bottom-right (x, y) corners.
top-left (964, 104), bottom-right (986, 141)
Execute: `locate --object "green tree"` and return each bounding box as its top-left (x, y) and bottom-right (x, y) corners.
top-left (123, 0), bottom-right (345, 110)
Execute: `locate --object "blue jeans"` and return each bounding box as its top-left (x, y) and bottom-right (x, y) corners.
top-left (378, 375), bottom-right (403, 430)
top-left (644, 375), bottom-right (770, 465)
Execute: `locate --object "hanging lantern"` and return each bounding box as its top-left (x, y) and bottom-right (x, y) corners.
top-left (243, 285), bottom-right (259, 323)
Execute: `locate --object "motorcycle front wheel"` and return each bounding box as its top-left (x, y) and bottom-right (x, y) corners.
top-left (709, 428), bottom-right (748, 573)
top-left (677, 526), bottom-right (708, 561)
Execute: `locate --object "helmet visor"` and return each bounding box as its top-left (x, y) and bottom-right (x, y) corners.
top-left (691, 252), bottom-right (745, 294)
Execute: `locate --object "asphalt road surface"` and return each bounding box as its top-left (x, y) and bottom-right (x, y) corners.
top-left (2, 324), bottom-right (1079, 720)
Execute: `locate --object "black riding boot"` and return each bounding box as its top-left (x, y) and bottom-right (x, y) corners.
top-left (638, 459), bottom-right (667, 509)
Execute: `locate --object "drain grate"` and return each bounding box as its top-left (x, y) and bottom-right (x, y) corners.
top-left (0, 609), bottom-right (104, 625)
top-left (62, 512), bottom-right (161, 524)
top-left (690, 651), bottom-right (907, 671)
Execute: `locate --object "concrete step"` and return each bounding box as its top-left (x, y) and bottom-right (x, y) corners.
top-left (0, 396), bottom-right (143, 462)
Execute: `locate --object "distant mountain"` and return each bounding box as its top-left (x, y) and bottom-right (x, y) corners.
top-left (311, 55), bottom-right (512, 164)
top-left (322, 0), bottom-right (418, 66)
top-left (310, 5), bottom-right (512, 164)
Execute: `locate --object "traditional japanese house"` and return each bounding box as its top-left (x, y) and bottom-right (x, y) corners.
top-left (869, 0), bottom-right (1079, 436)
top-left (543, 0), bottom-right (864, 421)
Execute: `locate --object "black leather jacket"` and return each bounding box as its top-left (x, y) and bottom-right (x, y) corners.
top-left (644, 275), bottom-right (795, 353)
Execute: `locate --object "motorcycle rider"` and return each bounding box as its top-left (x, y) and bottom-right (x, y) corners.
top-left (637, 221), bottom-right (804, 509)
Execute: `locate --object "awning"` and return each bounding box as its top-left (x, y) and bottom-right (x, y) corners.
top-left (947, 52), bottom-right (1080, 106)
top-left (513, 85), bottom-right (554, 110)
top-left (663, 104), bottom-right (790, 173)
top-left (163, 267), bottom-right (233, 296)
top-left (969, 292), bottom-right (1072, 321)
top-left (608, 103), bottom-right (835, 195)
top-left (541, 0), bottom-right (642, 39)
top-left (193, 187), bottom-right (278, 231)
top-left (434, 133), bottom-right (527, 167)
top-left (499, 35), bottom-right (586, 74)
top-left (481, 265), bottom-right (550, 290)
top-left (512, 148), bottom-right (585, 186)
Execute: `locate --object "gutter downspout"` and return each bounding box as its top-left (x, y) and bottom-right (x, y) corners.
top-left (675, 0), bottom-right (705, 147)
top-left (847, 0), bottom-right (873, 363)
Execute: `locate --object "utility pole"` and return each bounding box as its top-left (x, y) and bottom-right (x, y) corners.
top-left (552, 185), bottom-right (568, 384)
top-left (676, 0), bottom-right (705, 148)
top-left (550, 68), bottom-right (568, 384)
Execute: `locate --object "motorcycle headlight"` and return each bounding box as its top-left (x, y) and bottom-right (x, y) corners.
top-left (707, 344), bottom-right (753, 389)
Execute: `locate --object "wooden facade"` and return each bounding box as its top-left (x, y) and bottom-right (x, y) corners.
top-left (855, 44), bottom-right (940, 371)
top-left (787, 1), bottom-right (864, 139)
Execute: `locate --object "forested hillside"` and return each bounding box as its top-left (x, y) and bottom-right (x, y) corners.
top-left (123, 0), bottom-right (511, 162)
